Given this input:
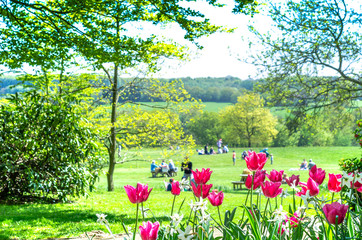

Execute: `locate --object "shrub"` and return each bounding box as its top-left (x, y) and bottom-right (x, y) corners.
top-left (0, 91), bottom-right (103, 202)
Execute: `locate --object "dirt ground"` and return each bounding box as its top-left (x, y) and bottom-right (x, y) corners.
top-left (42, 230), bottom-right (139, 240)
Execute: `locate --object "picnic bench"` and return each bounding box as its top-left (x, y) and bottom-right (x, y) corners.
top-left (152, 167), bottom-right (178, 178)
top-left (231, 174), bottom-right (249, 190)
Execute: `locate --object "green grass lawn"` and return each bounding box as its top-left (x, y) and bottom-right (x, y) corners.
top-left (0, 146), bottom-right (361, 239)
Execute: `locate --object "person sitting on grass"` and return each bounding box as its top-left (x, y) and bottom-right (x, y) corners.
top-left (308, 159), bottom-right (316, 170)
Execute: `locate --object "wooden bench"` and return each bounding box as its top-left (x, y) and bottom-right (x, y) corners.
top-left (231, 181), bottom-right (245, 190)
top-left (231, 174), bottom-right (249, 190)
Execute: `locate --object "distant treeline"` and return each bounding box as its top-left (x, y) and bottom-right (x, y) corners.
top-left (0, 75), bottom-right (255, 103)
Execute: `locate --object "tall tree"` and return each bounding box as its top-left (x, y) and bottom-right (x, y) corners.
top-left (0, 0), bottom-right (261, 191)
top-left (250, 0), bottom-right (361, 110)
top-left (221, 93), bottom-right (278, 147)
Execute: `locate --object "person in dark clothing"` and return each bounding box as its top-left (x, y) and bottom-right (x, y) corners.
top-left (166, 178), bottom-right (173, 191)
top-left (204, 144), bottom-right (209, 155)
top-left (181, 157), bottom-right (193, 181)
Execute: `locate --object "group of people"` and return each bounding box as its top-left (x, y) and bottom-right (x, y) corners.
top-left (197, 139), bottom-right (229, 155)
top-left (150, 159), bottom-right (177, 177)
top-left (299, 159), bottom-right (316, 170)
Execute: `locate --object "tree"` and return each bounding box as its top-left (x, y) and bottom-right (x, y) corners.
top-left (187, 111), bottom-right (223, 145)
top-left (250, 0), bottom-right (361, 110)
top-left (0, 91), bottom-right (103, 202)
top-left (0, 0), bottom-right (261, 192)
top-left (220, 93), bottom-right (278, 147)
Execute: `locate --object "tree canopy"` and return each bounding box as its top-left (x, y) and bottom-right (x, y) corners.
top-left (220, 93), bottom-right (278, 147)
top-left (250, 0), bottom-right (361, 110)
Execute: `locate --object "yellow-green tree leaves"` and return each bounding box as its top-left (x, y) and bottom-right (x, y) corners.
top-left (220, 93), bottom-right (278, 147)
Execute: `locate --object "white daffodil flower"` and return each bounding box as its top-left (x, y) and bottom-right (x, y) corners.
top-left (180, 178), bottom-right (190, 190)
top-left (281, 189), bottom-right (290, 199)
top-left (177, 225), bottom-right (194, 240)
top-left (339, 171), bottom-right (353, 187)
top-left (96, 213), bottom-right (108, 224)
top-left (269, 205), bottom-right (288, 222)
top-left (164, 225), bottom-right (176, 235)
top-left (290, 180), bottom-right (299, 191)
top-left (199, 210), bottom-right (211, 225)
top-left (295, 206), bottom-right (306, 218)
top-left (354, 172), bottom-right (362, 184)
top-left (300, 190), bottom-right (313, 208)
top-left (171, 213), bottom-right (184, 227)
top-left (319, 195), bottom-right (328, 207)
top-left (189, 199), bottom-right (208, 212)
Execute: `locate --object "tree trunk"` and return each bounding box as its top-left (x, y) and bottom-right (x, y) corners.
top-left (248, 138), bottom-right (251, 148)
top-left (107, 64), bottom-right (118, 192)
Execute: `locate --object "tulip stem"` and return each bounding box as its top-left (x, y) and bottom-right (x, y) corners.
top-left (292, 188), bottom-right (296, 212)
top-left (250, 172), bottom-right (255, 209)
top-left (133, 203), bottom-right (139, 240)
top-left (217, 206), bottom-right (223, 226)
top-left (331, 192), bottom-right (334, 203)
top-left (141, 202), bottom-right (145, 222)
top-left (171, 195), bottom-right (176, 216)
top-left (275, 197), bottom-right (278, 209)
top-left (264, 198), bottom-right (270, 216)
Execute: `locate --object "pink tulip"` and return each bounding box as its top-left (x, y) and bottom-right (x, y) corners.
top-left (261, 181), bottom-right (283, 198)
top-left (328, 173), bottom-right (342, 193)
top-left (267, 169), bottom-right (284, 182)
top-left (171, 181), bottom-right (181, 196)
top-left (139, 221), bottom-right (160, 240)
top-left (124, 183), bottom-right (153, 204)
top-left (285, 175), bottom-right (300, 187)
top-left (245, 170), bottom-right (266, 190)
top-left (245, 151), bottom-right (268, 171)
top-left (309, 165), bottom-right (326, 185)
top-left (192, 168), bottom-right (213, 185)
top-left (296, 178), bottom-right (319, 197)
top-left (323, 202), bottom-right (348, 225)
top-left (207, 189), bottom-right (224, 206)
top-left (191, 182), bottom-right (213, 199)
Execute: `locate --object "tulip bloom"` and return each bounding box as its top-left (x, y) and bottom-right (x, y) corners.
top-left (192, 168), bottom-right (213, 185)
top-left (309, 165), bottom-right (326, 185)
top-left (328, 173), bottom-right (342, 193)
top-left (261, 181), bottom-right (283, 198)
top-left (267, 169), bottom-right (284, 182)
top-left (139, 221), bottom-right (160, 240)
top-left (296, 178), bottom-right (319, 197)
top-left (323, 202), bottom-right (348, 225)
top-left (191, 182), bottom-right (213, 199)
top-left (171, 181), bottom-right (181, 196)
top-left (124, 183), bottom-right (153, 204)
top-left (245, 151), bottom-right (267, 171)
top-left (208, 190), bottom-right (224, 206)
top-left (285, 175), bottom-right (300, 187)
top-left (245, 170), bottom-right (266, 190)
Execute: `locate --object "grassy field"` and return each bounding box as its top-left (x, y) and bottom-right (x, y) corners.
top-left (0, 146), bottom-right (361, 240)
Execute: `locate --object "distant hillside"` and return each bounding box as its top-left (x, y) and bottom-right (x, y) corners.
top-left (164, 76), bottom-right (257, 103)
top-left (0, 75), bottom-right (257, 103)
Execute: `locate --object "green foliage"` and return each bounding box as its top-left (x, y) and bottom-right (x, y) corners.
top-left (186, 111), bottom-right (223, 145)
top-left (0, 91), bottom-right (103, 202)
top-left (252, 0), bottom-right (362, 111)
top-left (339, 157), bottom-right (362, 174)
top-left (221, 93), bottom-right (278, 147)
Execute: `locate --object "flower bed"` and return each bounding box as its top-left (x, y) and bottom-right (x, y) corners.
top-left (94, 151), bottom-right (362, 240)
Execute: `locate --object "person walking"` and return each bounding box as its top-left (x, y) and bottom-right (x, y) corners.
top-left (232, 150), bottom-right (236, 166)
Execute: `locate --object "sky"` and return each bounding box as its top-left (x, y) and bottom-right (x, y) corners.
top-left (146, 1), bottom-right (267, 80)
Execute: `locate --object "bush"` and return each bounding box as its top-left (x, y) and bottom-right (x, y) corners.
top-left (0, 92), bottom-right (103, 202)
